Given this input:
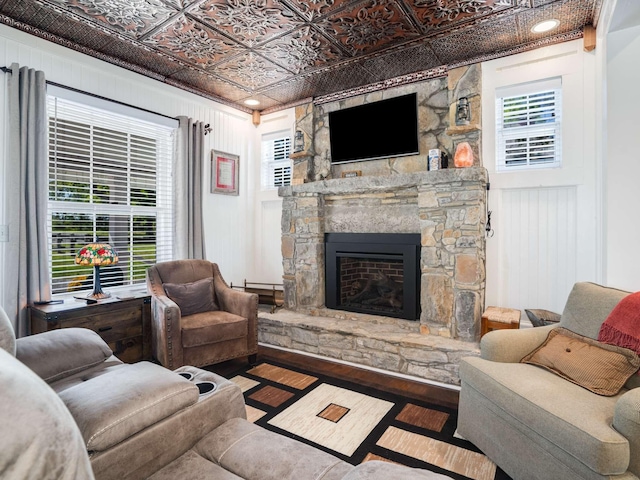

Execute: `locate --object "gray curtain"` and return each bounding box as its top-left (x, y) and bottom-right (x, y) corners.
top-left (174, 116), bottom-right (206, 260)
top-left (5, 63), bottom-right (50, 337)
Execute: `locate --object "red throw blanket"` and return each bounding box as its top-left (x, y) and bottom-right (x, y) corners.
top-left (598, 291), bottom-right (640, 358)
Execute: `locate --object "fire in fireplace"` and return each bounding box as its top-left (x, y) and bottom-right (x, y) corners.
top-left (325, 233), bottom-right (420, 320)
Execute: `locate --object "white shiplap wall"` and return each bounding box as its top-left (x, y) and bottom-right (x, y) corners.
top-left (0, 24), bottom-right (260, 302)
top-left (483, 39), bottom-right (599, 315)
top-left (500, 186), bottom-right (577, 313)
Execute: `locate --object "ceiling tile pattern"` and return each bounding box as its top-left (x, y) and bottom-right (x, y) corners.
top-left (0, 0), bottom-right (602, 113)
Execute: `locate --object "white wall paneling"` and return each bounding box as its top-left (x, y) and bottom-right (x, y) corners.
top-left (482, 40), bottom-right (599, 314)
top-left (605, 21), bottom-right (640, 291)
top-left (498, 186), bottom-right (577, 313)
top-left (252, 109), bottom-right (295, 285)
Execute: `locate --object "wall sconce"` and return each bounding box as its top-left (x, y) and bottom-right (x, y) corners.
top-left (294, 130), bottom-right (304, 153)
top-left (455, 97), bottom-right (471, 126)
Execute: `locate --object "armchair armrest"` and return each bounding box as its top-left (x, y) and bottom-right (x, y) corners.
top-left (215, 285), bottom-right (258, 320)
top-left (481, 324), bottom-right (557, 363)
top-left (16, 328), bottom-right (113, 383)
top-left (149, 293), bottom-right (184, 369)
top-left (614, 388), bottom-right (640, 477)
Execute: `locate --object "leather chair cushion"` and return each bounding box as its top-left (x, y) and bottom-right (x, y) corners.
top-left (181, 311), bottom-right (248, 348)
top-left (59, 361), bottom-right (199, 452)
top-left (163, 277), bottom-right (219, 317)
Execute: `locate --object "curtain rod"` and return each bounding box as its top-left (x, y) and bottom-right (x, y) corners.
top-left (1, 66), bottom-right (176, 122)
top-left (46, 80), bottom-right (177, 122)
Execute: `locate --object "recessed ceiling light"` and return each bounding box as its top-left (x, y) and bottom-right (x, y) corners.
top-left (531, 19), bottom-right (560, 33)
top-left (244, 99), bottom-right (260, 106)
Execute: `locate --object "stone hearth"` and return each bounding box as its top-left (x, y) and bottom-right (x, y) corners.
top-left (258, 308), bottom-right (480, 386)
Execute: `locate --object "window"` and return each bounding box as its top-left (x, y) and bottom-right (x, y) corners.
top-left (262, 131), bottom-right (292, 189)
top-left (496, 78), bottom-right (562, 171)
top-left (47, 92), bottom-right (175, 295)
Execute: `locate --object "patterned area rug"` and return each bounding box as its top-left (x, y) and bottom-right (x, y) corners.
top-left (226, 361), bottom-right (512, 480)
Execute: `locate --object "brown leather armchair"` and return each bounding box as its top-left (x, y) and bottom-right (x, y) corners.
top-left (146, 260), bottom-right (258, 369)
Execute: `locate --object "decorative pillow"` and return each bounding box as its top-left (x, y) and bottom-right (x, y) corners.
top-left (521, 327), bottom-right (640, 396)
top-left (163, 277), bottom-right (218, 317)
top-left (524, 309), bottom-right (561, 327)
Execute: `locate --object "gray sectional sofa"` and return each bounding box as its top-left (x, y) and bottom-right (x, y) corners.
top-left (457, 282), bottom-right (640, 480)
top-left (0, 305), bottom-right (451, 480)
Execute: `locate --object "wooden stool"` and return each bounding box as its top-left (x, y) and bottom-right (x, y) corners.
top-left (481, 306), bottom-right (521, 337)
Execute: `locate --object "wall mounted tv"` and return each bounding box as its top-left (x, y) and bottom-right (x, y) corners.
top-left (329, 93), bottom-right (419, 164)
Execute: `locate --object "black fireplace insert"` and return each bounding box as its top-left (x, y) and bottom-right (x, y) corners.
top-left (325, 233), bottom-right (420, 320)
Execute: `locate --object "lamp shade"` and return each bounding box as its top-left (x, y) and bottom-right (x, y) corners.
top-left (75, 243), bottom-right (118, 267)
top-left (75, 244), bottom-right (118, 299)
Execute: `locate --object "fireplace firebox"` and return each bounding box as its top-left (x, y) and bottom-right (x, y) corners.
top-left (325, 233), bottom-right (420, 320)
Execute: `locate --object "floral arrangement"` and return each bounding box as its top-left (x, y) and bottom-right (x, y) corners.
top-left (75, 243), bottom-right (119, 266)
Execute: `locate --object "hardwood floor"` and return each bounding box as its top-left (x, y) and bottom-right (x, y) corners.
top-left (207, 345), bottom-right (459, 410)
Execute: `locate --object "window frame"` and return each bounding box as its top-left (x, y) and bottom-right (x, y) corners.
top-left (261, 130), bottom-right (292, 190)
top-left (495, 77), bottom-right (562, 172)
top-left (46, 91), bottom-right (176, 296)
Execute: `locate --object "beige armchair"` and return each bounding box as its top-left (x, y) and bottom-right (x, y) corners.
top-left (146, 259), bottom-right (258, 369)
top-left (458, 283), bottom-right (640, 480)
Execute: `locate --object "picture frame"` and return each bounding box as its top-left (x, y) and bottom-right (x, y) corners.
top-left (211, 150), bottom-right (239, 196)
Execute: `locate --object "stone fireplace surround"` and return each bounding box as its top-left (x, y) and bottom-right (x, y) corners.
top-left (279, 167), bottom-right (488, 341)
top-left (258, 167), bottom-right (488, 386)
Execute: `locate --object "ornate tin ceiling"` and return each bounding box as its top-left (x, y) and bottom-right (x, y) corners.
top-left (0, 0), bottom-right (601, 114)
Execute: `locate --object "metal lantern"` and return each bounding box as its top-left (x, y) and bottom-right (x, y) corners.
top-left (455, 97), bottom-right (471, 126)
top-left (293, 130), bottom-right (305, 153)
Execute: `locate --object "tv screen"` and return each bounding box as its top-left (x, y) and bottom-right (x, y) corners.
top-left (329, 93), bottom-right (419, 164)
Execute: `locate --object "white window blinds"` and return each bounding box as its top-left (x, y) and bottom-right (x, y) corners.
top-left (47, 93), bottom-right (175, 295)
top-left (262, 131), bottom-right (292, 189)
top-left (496, 78), bottom-right (562, 171)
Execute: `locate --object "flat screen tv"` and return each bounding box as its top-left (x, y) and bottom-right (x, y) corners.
top-left (329, 93), bottom-right (419, 164)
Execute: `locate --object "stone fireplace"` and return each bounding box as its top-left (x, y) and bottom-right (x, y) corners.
top-left (280, 167), bottom-right (487, 341)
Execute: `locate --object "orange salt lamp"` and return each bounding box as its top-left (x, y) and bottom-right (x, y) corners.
top-left (454, 142), bottom-right (474, 167)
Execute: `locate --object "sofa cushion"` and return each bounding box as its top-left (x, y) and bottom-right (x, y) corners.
top-left (16, 328), bottom-right (112, 383)
top-left (164, 277), bottom-right (219, 316)
top-left (195, 418), bottom-right (354, 480)
top-left (59, 361), bottom-right (199, 452)
top-left (521, 327), bottom-right (640, 396)
top-left (181, 311), bottom-right (247, 348)
top-left (147, 450), bottom-right (242, 480)
top-left (461, 356), bottom-right (630, 475)
top-left (560, 282), bottom-right (629, 339)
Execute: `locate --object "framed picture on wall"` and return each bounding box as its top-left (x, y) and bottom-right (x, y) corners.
top-left (211, 150), bottom-right (239, 196)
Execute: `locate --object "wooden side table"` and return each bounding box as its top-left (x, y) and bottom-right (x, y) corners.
top-left (481, 306), bottom-right (521, 337)
top-left (29, 292), bottom-right (151, 363)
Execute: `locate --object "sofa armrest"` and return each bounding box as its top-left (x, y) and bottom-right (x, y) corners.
top-left (480, 324), bottom-right (557, 363)
top-left (614, 388), bottom-right (640, 477)
top-left (16, 328), bottom-right (113, 383)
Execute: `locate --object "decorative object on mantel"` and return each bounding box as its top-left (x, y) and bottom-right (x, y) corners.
top-left (428, 149), bottom-right (450, 171)
top-left (428, 149), bottom-right (441, 171)
top-left (454, 142), bottom-right (474, 167)
top-left (455, 97), bottom-right (471, 126)
top-left (341, 170), bottom-right (362, 178)
top-left (293, 130), bottom-right (304, 153)
top-left (75, 243), bottom-right (119, 299)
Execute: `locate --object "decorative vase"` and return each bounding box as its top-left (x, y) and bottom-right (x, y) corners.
top-left (454, 142), bottom-right (474, 167)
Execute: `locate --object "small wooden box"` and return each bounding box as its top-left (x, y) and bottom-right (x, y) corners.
top-left (481, 306), bottom-right (521, 337)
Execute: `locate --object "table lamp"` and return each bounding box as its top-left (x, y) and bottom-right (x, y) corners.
top-left (75, 243), bottom-right (119, 299)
